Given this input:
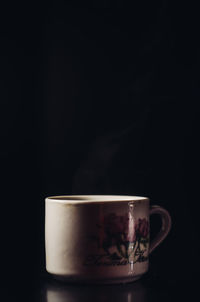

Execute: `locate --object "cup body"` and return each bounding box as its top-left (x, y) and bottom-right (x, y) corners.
top-left (45, 195), bottom-right (151, 283)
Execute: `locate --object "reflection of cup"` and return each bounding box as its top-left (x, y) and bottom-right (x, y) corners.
top-left (43, 280), bottom-right (147, 302)
top-left (45, 195), bottom-right (171, 283)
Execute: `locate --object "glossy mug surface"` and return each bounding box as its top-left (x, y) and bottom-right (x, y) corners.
top-left (45, 195), bottom-right (171, 284)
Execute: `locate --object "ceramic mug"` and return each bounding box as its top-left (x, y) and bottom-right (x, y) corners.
top-left (45, 195), bottom-right (171, 284)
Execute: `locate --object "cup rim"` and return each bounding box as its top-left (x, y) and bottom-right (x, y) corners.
top-left (45, 195), bottom-right (149, 204)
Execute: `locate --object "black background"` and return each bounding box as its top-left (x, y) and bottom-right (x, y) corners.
top-left (1, 1), bottom-right (200, 301)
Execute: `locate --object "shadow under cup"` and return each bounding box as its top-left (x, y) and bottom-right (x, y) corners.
top-left (43, 280), bottom-right (147, 302)
top-left (45, 195), bottom-right (171, 284)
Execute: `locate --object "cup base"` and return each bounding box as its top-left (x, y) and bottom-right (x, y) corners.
top-left (49, 273), bottom-right (143, 284)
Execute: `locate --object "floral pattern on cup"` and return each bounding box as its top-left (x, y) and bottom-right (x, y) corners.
top-left (98, 213), bottom-right (149, 264)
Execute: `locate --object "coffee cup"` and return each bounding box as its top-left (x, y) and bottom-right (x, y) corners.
top-left (45, 195), bottom-right (171, 284)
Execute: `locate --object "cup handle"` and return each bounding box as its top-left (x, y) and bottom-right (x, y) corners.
top-left (149, 205), bottom-right (172, 254)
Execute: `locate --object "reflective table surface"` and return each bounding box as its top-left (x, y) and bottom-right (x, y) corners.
top-left (2, 268), bottom-right (198, 302)
top-left (35, 271), bottom-right (198, 302)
